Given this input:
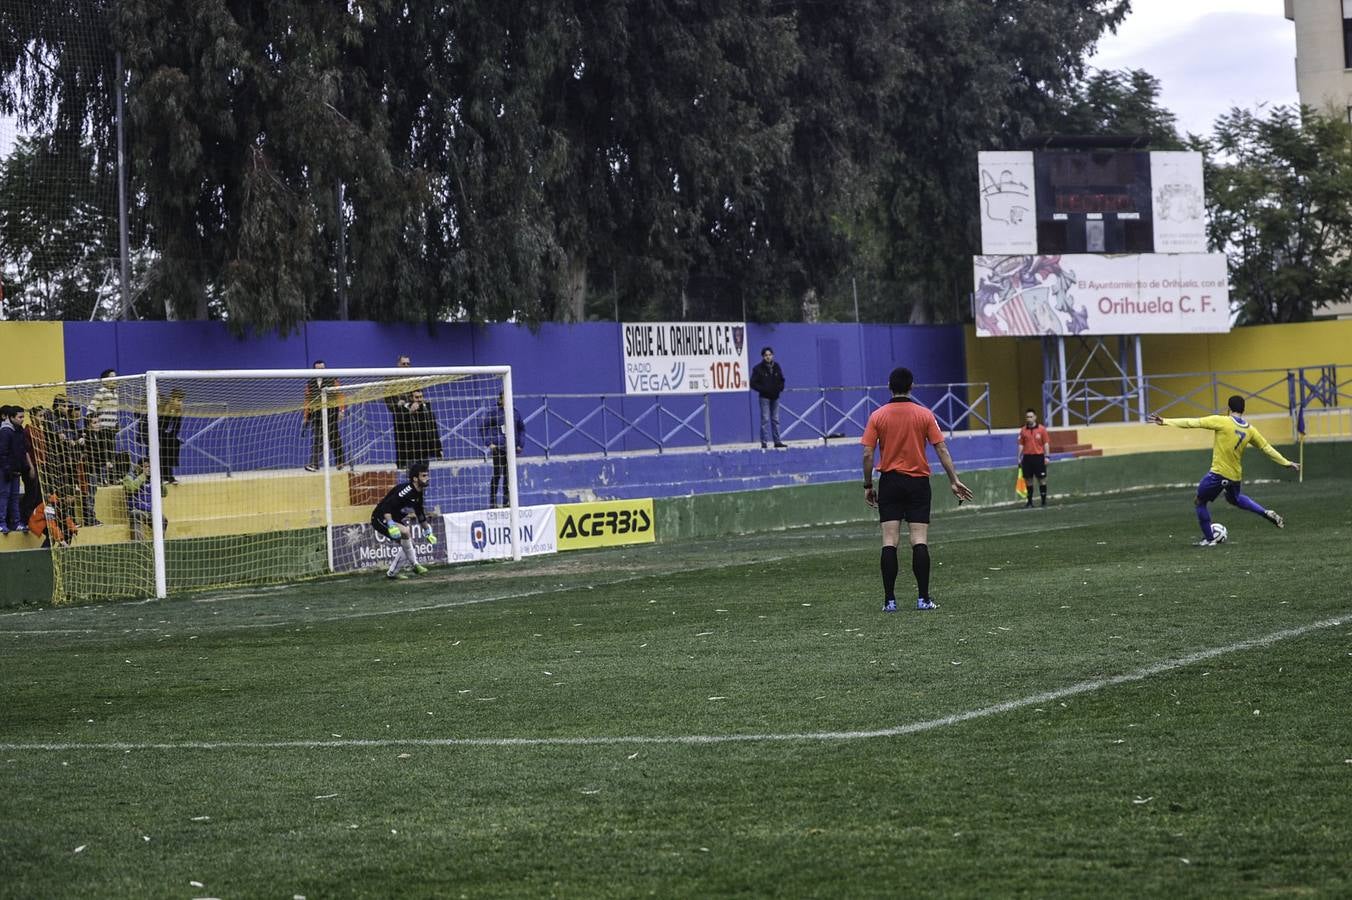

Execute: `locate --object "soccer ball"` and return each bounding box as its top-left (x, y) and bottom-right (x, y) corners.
top-left (1210, 522), bottom-right (1228, 544)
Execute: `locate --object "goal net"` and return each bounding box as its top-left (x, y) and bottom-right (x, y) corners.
top-left (2, 367), bottom-right (516, 604)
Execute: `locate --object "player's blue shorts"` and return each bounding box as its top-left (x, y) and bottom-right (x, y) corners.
top-left (1197, 471), bottom-right (1241, 505)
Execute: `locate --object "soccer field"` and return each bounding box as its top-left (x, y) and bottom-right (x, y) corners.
top-left (2, 479), bottom-right (1350, 898)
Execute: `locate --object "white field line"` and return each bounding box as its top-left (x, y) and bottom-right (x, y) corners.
top-left (0, 520), bottom-right (1094, 637)
top-left (0, 616), bottom-right (1341, 754)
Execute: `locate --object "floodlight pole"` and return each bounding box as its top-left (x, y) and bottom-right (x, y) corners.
top-left (115, 51), bottom-right (132, 320)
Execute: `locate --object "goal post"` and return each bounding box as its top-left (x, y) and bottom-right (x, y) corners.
top-left (4, 366), bottom-right (518, 604)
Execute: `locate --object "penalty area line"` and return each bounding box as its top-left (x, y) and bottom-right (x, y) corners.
top-left (0, 616), bottom-right (1342, 754)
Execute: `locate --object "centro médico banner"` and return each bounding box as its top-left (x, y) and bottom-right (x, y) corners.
top-left (556, 499), bottom-right (656, 551)
top-left (621, 321), bottom-right (748, 394)
top-left (441, 505), bottom-right (558, 563)
top-left (973, 253), bottom-right (1231, 337)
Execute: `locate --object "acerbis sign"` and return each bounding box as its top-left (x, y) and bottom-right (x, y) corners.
top-left (556, 499), bottom-right (656, 550)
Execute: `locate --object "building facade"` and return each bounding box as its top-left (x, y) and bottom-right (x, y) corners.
top-left (1286, 0), bottom-right (1352, 121)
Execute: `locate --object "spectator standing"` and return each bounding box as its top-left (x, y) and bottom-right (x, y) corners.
top-left (385, 354), bottom-right (414, 466)
top-left (750, 346), bottom-right (787, 449)
top-left (159, 389), bottom-right (185, 484)
top-left (53, 398), bottom-right (97, 526)
top-left (861, 367), bottom-right (974, 612)
top-left (303, 360), bottom-right (347, 471)
top-left (480, 392), bottom-right (524, 508)
top-left (19, 405), bottom-right (48, 527)
top-left (1016, 408), bottom-right (1051, 508)
top-left (0, 406), bottom-right (23, 533)
top-left (398, 389), bottom-right (443, 469)
top-left (86, 368), bottom-right (120, 484)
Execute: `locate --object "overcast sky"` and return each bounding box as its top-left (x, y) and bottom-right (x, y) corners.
top-left (1088, 0), bottom-right (1299, 137)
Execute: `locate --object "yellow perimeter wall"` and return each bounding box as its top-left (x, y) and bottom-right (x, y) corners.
top-left (967, 320), bottom-right (1352, 429)
top-left (0, 322), bottom-right (67, 411)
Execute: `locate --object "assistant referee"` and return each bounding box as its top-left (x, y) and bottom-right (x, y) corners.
top-left (861, 367), bottom-right (975, 612)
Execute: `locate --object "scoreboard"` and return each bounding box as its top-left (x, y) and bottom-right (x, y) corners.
top-left (978, 149), bottom-right (1205, 257)
top-left (974, 148), bottom-right (1225, 338)
top-left (1034, 150), bottom-right (1154, 254)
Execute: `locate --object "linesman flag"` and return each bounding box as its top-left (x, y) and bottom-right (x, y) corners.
top-left (1015, 467), bottom-right (1028, 500)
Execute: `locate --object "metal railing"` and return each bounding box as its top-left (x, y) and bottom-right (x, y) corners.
top-left (1043, 364), bottom-right (1350, 426)
top-left (517, 394), bottom-right (713, 458)
top-left (516, 383), bottom-right (993, 458)
top-left (99, 382), bottom-right (995, 470)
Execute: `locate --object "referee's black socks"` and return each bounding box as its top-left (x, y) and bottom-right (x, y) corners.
top-left (912, 543), bottom-right (931, 600)
top-left (880, 545), bottom-right (899, 600)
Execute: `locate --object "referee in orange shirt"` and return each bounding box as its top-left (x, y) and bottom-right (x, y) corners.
top-left (862, 367), bottom-right (974, 612)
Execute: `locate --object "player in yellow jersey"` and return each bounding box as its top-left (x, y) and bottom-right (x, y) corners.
top-left (1148, 395), bottom-right (1299, 546)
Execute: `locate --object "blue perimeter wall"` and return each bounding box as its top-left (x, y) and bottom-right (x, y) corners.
top-left (61, 321), bottom-right (966, 396)
top-left (58, 320), bottom-right (973, 505)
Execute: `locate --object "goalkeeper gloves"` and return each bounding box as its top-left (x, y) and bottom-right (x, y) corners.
top-left (426, 532), bottom-right (437, 545)
top-left (386, 523), bottom-right (402, 540)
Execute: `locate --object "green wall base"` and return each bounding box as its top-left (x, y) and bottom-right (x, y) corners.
top-left (653, 442), bottom-right (1344, 543)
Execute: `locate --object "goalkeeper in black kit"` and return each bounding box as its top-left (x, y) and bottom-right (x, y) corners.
top-left (372, 460), bottom-right (435, 580)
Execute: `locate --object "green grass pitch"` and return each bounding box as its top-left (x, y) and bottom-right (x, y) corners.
top-left (2, 478), bottom-right (1350, 898)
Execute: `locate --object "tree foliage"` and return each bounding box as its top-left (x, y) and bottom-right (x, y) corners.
top-left (1203, 106), bottom-right (1352, 325)
top-left (2, 0), bottom-right (1142, 328)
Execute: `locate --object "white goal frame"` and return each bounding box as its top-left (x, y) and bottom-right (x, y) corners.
top-left (143, 366), bottom-right (519, 599)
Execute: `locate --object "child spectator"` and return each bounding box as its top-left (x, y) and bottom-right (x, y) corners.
top-left (28, 491), bottom-right (79, 548)
top-left (86, 368), bottom-right (120, 484)
top-left (123, 457), bottom-right (168, 541)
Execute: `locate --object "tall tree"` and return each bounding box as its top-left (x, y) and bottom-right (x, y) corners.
top-left (1053, 68), bottom-right (1183, 147)
top-left (1204, 105), bottom-right (1352, 324)
top-left (3, 0), bottom-right (1143, 328)
top-left (870, 0), bottom-right (1132, 324)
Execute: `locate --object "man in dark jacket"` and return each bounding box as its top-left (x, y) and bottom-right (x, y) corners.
top-left (480, 393), bottom-right (525, 508)
top-left (749, 346), bottom-right (787, 449)
top-left (0, 406), bottom-right (25, 533)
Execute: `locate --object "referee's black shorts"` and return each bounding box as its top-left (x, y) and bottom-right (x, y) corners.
top-left (1020, 454), bottom-right (1047, 479)
top-left (877, 471), bottom-right (931, 524)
